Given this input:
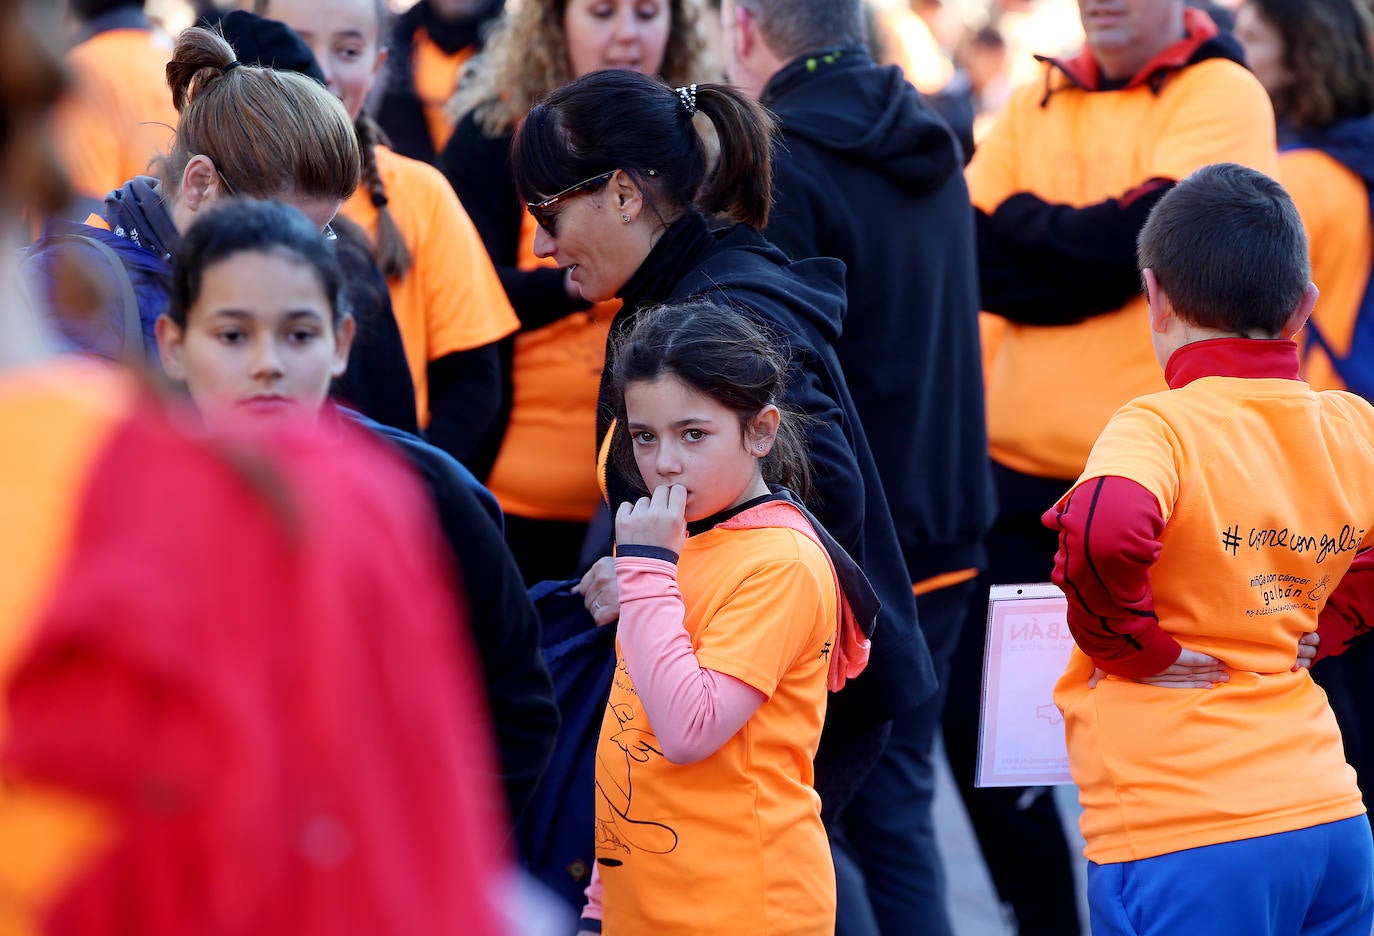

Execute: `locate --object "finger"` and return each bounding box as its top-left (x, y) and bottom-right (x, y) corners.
top-left (1087, 668), bottom-right (1106, 689)
top-left (666, 483), bottom-right (688, 516)
top-left (1299, 632), bottom-right (1320, 647)
top-left (1174, 649), bottom-right (1223, 668)
top-left (651, 485), bottom-right (670, 510)
top-left (573, 559), bottom-right (607, 596)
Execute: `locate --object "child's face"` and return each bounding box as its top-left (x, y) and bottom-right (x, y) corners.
top-left (564, 0), bottom-right (671, 81)
top-left (158, 249), bottom-right (353, 429)
top-left (263, 0), bottom-right (383, 122)
top-left (624, 374), bottom-right (772, 522)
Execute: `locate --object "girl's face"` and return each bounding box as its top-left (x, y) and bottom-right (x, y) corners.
top-left (564, 0), bottom-right (672, 80)
top-left (157, 249), bottom-right (354, 429)
top-left (1235, 4), bottom-right (1292, 100)
top-left (530, 170), bottom-right (649, 302)
top-left (624, 374), bottom-right (773, 522)
top-left (262, 0), bottom-right (384, 122)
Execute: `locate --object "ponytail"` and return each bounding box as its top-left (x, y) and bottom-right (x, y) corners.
top-left (692, 84), bottom-right (774, 229)
top-left (355, 113), bottom-right (412, 279)
top-left (166, 26), bottom-right (238, 112)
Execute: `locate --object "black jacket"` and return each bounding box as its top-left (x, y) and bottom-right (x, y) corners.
top-left (599, 211), bottom-right (937, 735)
top-left (762, 47), bottom-right (994, 586)
top-left (374, 0), bottom-right (504, 166)
top-left (347, 409), bottom-right (559, 826)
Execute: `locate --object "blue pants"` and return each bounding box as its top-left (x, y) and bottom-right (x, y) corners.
top-left (834, 578), bottom-right (978, 936)
top-left (1088, 816), bottom-right (1374, 936)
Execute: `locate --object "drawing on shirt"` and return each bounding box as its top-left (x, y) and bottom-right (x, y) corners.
top-left (594, 697), bottom-right (679, 865)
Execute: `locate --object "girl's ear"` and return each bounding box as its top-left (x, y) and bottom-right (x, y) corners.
top-left (747, 404), bottom-right (781, 457)
top-left (182, 154), bottom-right (230, 214)
top-left (331, 314), bottom-right (357, 379)
top-left (155, 314), bottom-right (187, 380)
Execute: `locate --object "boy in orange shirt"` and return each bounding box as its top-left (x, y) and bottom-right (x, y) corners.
top-left (1043, 162), bottom-right (1374, 935)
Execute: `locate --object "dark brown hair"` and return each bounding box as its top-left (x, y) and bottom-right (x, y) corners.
top-left (1250, 0), bottom-right (1374, 129)
top-left (511, 70), bottom-right (775, 230)
top-left (611, 299), bottom-right (811, 500)
top-left (1137, 162), bottom-right (1309, 335)
top-left (161, 26), bottom-right (360, 205)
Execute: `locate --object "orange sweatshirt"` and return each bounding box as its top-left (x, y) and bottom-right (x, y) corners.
top-left (967, 12), bottom-right (1277, 479)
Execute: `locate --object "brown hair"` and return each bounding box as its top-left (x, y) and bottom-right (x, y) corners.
top-left (1250, 0), bottom-right (1374, 129)
top-left (160, 26), bottom-right (360, 205)
top-left (450, 0), bottom-right (708, 138)
top-left (611, 299), bottom-right (812, 500)
top-left (512, 71), bottom-right (775, 229)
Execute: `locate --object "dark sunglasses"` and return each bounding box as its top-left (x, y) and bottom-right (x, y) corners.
top-left (526, 169), bottom-right (617, 236)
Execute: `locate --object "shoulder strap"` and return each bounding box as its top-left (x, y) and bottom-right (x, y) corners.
top-left (64, 233), bottom-right (144, 360)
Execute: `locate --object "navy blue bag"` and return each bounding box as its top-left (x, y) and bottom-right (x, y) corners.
top-left (516, 579), bottom-right (617, 913)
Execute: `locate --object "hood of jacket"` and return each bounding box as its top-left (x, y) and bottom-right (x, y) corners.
top-left (678, 223), bottom-right (849, 344)
top-left (760, 46), bottom-right (961, 197)
top-left (103, 176), bottom-right (181, 261)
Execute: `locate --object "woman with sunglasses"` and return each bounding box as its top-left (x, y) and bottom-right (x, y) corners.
top-left (439, 0), bottom-right (708, 584)
top-left (513, 67), bottom-right (936, 859)
top-left (23, 21), bottom-right (359, 365)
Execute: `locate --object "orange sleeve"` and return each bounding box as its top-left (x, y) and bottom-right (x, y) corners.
top-left (1072, 401), bottom-right (1181, 521)
top-left (1145, 61), bottom-right (1278, 183)
top-left (414, 162), bottom-right (519, 358)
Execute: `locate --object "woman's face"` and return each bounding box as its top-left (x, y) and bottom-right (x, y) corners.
top-left (564, 0), bottom-right (672, 80)
top-left (157, 249), bottom-right (354, 429)
top-left (261, 0), bottom-right (384, 122)
top-left (1235, 4), bottom-right (1293, 100)
top-left (530, 169), bottom-right (650, 303)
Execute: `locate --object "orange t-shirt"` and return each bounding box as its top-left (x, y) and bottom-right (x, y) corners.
top-left (0, 362), bottom-right (134, 934)
top-left (1281, 148), bottom-right (1374, 394)
top-left (411, 29), bottom-right (474, 157)
top-left (966, 56), bottom-right (1277, 479)
top-left (1053, 367), bottom-right (1374, 863)
top-left (51, 29), bottom-right (177, 204)
top-left (595, 525), bottom-right (836, 934)
top-left (484, 212), bottom-right (616, 521)
top-left (340, 145), bottom-right (518, 425)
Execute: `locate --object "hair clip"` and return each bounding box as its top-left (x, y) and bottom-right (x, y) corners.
top-left (675, 84), bottom-right (697, 117)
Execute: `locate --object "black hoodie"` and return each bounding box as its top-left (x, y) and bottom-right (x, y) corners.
top-left (761, 47), bottom-right (994, 587)
top-left (600, 210), bottom-right (938, 741)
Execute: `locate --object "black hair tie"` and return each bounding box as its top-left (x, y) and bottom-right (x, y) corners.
top-left (221, 60), bottom-right (244, 75)
top-left (371, 191), bottom-right (389, 208)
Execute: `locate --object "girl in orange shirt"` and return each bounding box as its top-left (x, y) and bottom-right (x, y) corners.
top-left (577, 300), bottom-right (872, 935)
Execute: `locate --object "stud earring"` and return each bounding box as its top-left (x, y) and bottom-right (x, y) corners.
top-left (622, 213), bottom-right (631, 223)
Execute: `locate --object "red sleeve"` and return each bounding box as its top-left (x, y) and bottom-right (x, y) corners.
top-left (1042, 475), bottom-right (1184, 678)
top-left (1316, 547), bottom-right (1374, 661)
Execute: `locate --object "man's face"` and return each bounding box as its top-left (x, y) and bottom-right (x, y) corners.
top-left (1078, 0), bottom-right (1182, 66)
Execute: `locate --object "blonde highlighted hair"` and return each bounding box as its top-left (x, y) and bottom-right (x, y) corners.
top-left (450, 0), bottom-right (709, 138)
